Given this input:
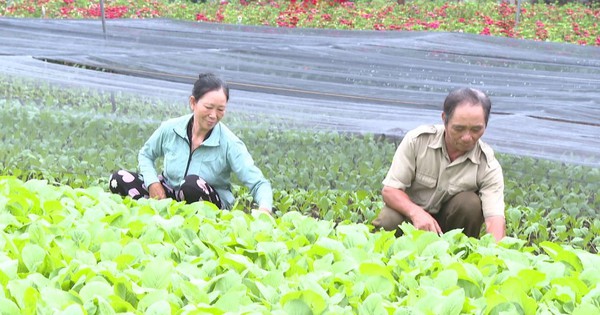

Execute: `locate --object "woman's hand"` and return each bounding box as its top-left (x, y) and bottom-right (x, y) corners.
top-left (255, 207), bottom-right (272, 216)
top-left (148, 182), bottom-right (167, 200)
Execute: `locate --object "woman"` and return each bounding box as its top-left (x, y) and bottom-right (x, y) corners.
top-left (109, 73), bottom-right (273, 214)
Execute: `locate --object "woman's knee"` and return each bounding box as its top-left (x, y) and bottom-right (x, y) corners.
top-left (108, 170), bottom-right (145, 199)
top-left (179, 175), bottom-right (222, 207)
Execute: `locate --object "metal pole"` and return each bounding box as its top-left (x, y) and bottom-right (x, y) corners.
top-left (100, 0), bottom-right (107, 39)
top-left (515, 0), bottom-right (522, 28)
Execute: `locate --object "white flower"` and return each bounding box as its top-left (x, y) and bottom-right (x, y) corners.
top-left (110, 179), bottom-right (118, 189)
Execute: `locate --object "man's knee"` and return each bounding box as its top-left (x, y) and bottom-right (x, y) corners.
top-left (462, 191), bottom-right (481, 208)
top-left (441, 191), bottom-right (483, 237)
top-left (372, 205), bottom-right (406, 235)
top-left (453, 191), bottom-right (483, 218)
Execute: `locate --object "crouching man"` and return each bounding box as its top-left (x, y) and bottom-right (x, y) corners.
top-left (372, 88), bottom-right (505, 241)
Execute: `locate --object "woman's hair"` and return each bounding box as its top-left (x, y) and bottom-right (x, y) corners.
top-left (191, 72), bottom-right (229, 101)
top-left (443, 87), bottom-right (491, 126)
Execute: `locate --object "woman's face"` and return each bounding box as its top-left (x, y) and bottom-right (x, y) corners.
top-left (189, 88), bottom-right (227, 133)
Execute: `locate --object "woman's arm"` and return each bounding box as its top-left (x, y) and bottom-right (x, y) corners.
top-left (228, 139), bottom-right (273, 212)
top-left (138, 124), bottom-right (165, 189)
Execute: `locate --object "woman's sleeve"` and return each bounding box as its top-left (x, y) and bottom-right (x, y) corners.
top-left (227, 138), bottom-right (273, 211)
top-left (138, 124), bottom-right (165, 188)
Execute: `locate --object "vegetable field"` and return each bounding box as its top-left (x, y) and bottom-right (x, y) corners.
top-left (1, 72), bottom-right (599, 313)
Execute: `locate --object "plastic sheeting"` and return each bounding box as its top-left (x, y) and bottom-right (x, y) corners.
top-left (1, 17), bottom-right (599, 166)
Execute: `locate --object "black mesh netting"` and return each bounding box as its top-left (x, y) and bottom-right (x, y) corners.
top-left (1, 17), bottom-right (599, 166)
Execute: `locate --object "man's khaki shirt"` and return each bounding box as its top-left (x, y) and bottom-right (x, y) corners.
top-left (382, 124), bottom-right (505, 218)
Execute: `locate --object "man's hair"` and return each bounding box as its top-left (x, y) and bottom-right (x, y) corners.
top-left (443, 87), bottom-right (491, 126)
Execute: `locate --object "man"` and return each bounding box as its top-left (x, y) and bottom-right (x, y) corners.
top-left (372, 88), bottom-right (505, 241)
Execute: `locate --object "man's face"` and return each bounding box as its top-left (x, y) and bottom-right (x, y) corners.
top-left (443, 102), bottom-right (486, 155)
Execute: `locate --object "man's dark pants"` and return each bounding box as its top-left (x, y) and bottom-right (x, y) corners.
top-left (372, 191), bottom-right (484, 238)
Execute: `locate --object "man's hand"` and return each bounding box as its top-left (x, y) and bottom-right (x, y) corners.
top-left (409, 207), bottom-right (443, 235)
top-left (148, 182), bottom-right (166, 200)
top-left (382, 186), bottom-right (442, 235)
top-left (485, 216), bottom-right (506, 242)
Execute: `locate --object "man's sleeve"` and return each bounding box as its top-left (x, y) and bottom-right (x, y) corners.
top-left (478, 158), bottom-right (505, 218)
top-left (382, 135), bottom-right (416, 190)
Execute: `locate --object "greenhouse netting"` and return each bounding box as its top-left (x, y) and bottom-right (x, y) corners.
top-left (1, 17), bottom-right (599, 167)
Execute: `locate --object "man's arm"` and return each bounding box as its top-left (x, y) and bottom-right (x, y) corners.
top-left (382, 186), bottom-right (442, 234)
top-left (478, 146), bottom-right (506, 242)
top-left (485, 216), bottom-right (505, 242)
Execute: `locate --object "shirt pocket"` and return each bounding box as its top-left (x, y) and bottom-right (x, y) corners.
top-left (411, 172), bottom-right (437, 206)
top-left (415, 172), bottom-right (437, 188)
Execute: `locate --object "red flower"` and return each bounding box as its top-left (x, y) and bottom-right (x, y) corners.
top-left (373, 23), bottom-right (385, 30)
top-left (60, 6), bottom-right (72, 16)
top-left (339, 18), bottom-right (353, 26)
top-left (480, 27), bottom-right (491, 36)
top-left (483, 15), bottom-right (494, 25)
top-left (196, 13), bottom-right (208, 21)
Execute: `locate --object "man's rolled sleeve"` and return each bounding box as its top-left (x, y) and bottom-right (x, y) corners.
top-left (479, 159), bottom-right (505, 218)
top-left (382, 136), bottom-right (416, 191)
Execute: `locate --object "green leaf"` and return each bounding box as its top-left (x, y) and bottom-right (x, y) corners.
top-left (517, 269), bottom-right (546, 292)
top-left (358, 262), bottom-right (394, 282)
top-left (0, 256), bottom-right (18, 283)
top-left (280, 289), bottom-right (327, 314)
top-left (107, 295), bottom-right (136, 313)
top-left (137, 290), bottom-right (169, 312)
top-left (484, 277), bottom-right (537, 315)
top-left (434, 289), bottom-right (464, 315)
top-left (434, 270), bottom-right (458, 291)
top-left (573, 303), bottom-right (600, 315)
top-left (282, 298), bottom-right (312, 315)
top-left (146, 300), bottom-right (171, 315)
top-left (550, 276), bottom-right (589, 303)
top-left (99, 242), bottom-right (122, 262)
top-left (219, 253), bottom-right (255, 274)
top-left (54, 303), bottom-right (85, 315)
top-left (179, 280), bottom-right (210, 305)
top-left (358, 293), bottom-right (387, 315)
top-left (540, 241), bottom-right (583, 272)
top-left (39, 287), bottom-right (81, 310)
top-left (21, 244), bottom-right (46, 273)
top-left (78, 279), bottom-right (113, 302)
top-left (421, 239), bottom-right (450, 258)
top-left (214, 284), bottom-right (248, 312)
top-left (141, 259), bottom-right (173, 290)
top-left (0, 297), bottom-right (20, 315)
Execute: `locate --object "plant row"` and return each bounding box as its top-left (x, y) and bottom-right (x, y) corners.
top-left (1, 74), bottom-right (599, 253)
top-left (1, 177), bottom-right (600, 314)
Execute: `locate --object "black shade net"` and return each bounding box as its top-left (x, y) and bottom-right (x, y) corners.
top-left (1, 17), bottom-right (599, 167)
